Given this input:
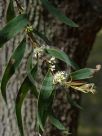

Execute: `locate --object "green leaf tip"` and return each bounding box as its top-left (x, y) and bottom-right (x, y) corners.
top-left (49, 114), bottom-right (68, 132)
top-left (46, 48), bottom-right (79, 69)
top-left (70, 68), bottom-right (95, 80)
top-left (66, 93), bottom-right (83, 110)
top-left (6, 0), bottom-right (16, 22)
top-left (41, 0), bottom-right (78, 27)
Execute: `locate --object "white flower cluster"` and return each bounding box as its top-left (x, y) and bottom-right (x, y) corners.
top-left (34, 45), bottom-right (45, 58)
top-left (53, 71), bottom-right (96, 94)
top-left (53, 71), bottom-right (67, 85)
top-left (48, 57), bottom-right (56, 72)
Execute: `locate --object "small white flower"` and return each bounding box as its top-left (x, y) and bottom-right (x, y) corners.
top-left (48, 57), bottom-right (56, 72)
top-left (48, 57), bottom-right (56, 64)
top-left (50, 57), bottom-right (56, 62)
top-left (34, 46), bottom-right (45, 58)
top-left (50, 65), bottom-right (55, 72)
top-left (53, 71), bottom-right (67, 85)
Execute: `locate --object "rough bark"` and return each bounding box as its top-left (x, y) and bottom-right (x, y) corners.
top-left (0, 0), bottom-right (102, 136)
top-left (44, 1), bottom-right (102, 136)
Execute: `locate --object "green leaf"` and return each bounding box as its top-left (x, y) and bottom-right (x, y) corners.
top-left (66, 93), bottom-right (83, 110)
top-left (15, 64), bottom-right (38, 136)
top-left (6, 0), bottom-right (15, 22)
top-left (26, 51), bottom-right (35, 86)
top-left (38, 71), bottom-right (54, 132)
top-left (49, 114), bottom-right (68, 133)
top-left (45, 48), bottom-right (79, 69)
top-left (41, 0), bottom-right (78, 27)
top-left (1, 38), bottom-right (26, 103)
top-left (33, 29), bottom-right (51, 46)
top-left (70, 68), bottom-right (95, 80)
top-left (0, 14), bottom-right (28, 48)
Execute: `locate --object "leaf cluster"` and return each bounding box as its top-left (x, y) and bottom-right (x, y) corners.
top-left (0, 0), bottom-right (99, 136)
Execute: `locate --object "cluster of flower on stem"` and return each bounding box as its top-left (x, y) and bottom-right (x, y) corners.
top-left (53, 70), bottom-right (96, 94)
top-left (33, 45), bottom-right (98, 94)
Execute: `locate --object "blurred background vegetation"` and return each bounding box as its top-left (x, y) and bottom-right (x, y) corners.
top-left (78, 30), bottom-right (102, 136)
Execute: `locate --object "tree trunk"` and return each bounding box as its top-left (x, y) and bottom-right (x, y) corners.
top-left (0, 0), bottom-right (102, 136)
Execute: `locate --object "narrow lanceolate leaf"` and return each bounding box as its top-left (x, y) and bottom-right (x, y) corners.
top-left (1, 38), bottom-right (26, 103)
top-left (38, 71), bottom-right (54, 132)
top-left (49, 114), bottom-right (68, 133)
top-left (45, 48), bottom-right (79, 69)
top-left (15, 64), bottom-right (38, 136)
top-left (70, 68), bottom-right (95, 80)
top-left (0, 14), bottom-right (28, 48)
top-left (66, 93), bottom-right (83, 110)
top-left (26, 52), bottom-right (35, 85)
top-left (41, 0), bottom-right (78, 27)
top-left (33, 29), bottom-right (52, 46)
top-left (6, 0), bottom-right (15, 22)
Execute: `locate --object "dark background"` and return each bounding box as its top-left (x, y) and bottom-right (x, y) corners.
top-left (78, 30), bottom-right (102, 136)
